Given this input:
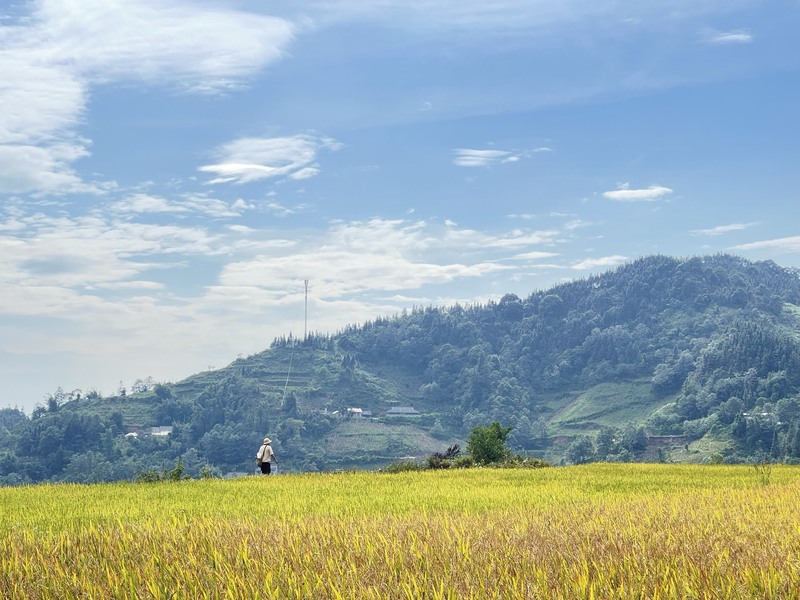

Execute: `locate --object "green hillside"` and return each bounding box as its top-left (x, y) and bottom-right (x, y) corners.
top-left (546, 379), bottom-right (664, 431)
top-left (3, 253), bottom-right (800, 483)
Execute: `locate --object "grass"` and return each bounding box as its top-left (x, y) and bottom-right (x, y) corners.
top-left (546, 379), bottom-right (666, 432)
top-left (2, 464), bottom-right (800, 598)
top-left (679, 426), bottom-right (733, 464)
top-left (319, 419), bottom-right (461, 463)
top-left (62, 395), bottom-right (155, 428)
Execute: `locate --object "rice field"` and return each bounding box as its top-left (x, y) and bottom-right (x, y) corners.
top-left (2, 464), bottom-right (799, 599)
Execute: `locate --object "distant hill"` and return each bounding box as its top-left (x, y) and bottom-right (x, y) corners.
top-left (2, 254), bottom-right (800, 484)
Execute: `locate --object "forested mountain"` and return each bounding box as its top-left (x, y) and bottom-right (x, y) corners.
top-left (3, 254), bottom-right (800, 484)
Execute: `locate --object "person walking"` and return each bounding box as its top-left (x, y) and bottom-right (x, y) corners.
top-left (256, 437), bottom-right (278, 475)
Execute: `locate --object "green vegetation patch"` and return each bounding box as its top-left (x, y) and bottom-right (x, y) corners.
top-left (547, 380), bottom-right (662, 431)
top-left (321, 419), bottom-right (459, 462)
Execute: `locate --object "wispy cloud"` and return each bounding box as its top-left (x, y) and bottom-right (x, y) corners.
top-left (603, 183), bottom-right (673, 202)
top-left (265, 201), bottom-right (312, 217)
top-left (113, 194), bottom-right (191, 214)
top-left (439, 226), bottom-right (561, 250)
top-left (0, 205), bottom-right (577, 313)
top-left (564, 219), bottom-right (591, 231)
top-left (707, 30), bottom-right (753, 45)
top-left (293, 1), bottom-right (736, 36)
top-left (216, 218), bottom-right (527, 300)
top-left (112, 193), bottom-right (249, 218)
top-left (731, 236), bottom-right (800, 253)
top-left (690, 222), bottom-right (758, 236)
top-left (571, 255), bottom-right (627, 270)
top-left (0, 211), bottom-right (223, 289)
top-left (509, 251), bottom-right (560, 261)
top-left (94, 281), bottom-right (166, 291)
top-left (199, 134), bottom-right (343, 184)
top-left (453, 148), bottom-right (521, 168)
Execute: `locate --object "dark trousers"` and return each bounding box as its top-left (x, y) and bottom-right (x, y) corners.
top-left (260, 462), bottom-right (272, 475)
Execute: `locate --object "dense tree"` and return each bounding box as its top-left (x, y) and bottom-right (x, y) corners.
top-left (566, 436), bottom-right (595, 465)
top-left (467, 422), bottom-right (512, 464)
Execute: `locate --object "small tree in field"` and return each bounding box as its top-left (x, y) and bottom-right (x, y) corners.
top-left (467, 422), bottom-right (512, 464)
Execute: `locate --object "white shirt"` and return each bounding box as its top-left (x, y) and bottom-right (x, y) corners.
top-left (258, 444), bottom-right (274, 462)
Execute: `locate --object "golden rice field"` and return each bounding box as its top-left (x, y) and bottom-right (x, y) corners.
top-left (2, 464), bottom-right (800, 599)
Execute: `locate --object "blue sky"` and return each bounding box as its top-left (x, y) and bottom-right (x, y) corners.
top-left (2, 0), bottom-right (799, 411)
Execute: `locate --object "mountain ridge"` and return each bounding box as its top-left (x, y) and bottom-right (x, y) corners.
top-left (2, 253), bottom-right (800, 483)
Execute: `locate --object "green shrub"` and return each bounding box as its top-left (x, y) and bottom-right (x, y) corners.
top-left (426, 444), bottom-right (461, 469)
top-left (496, 455), bottom-right (551, 469)
top-left (133, 459), bottom-right (190, 483)
top-left (134, 469), bottom-right (161, 483)
top-left (382, 459), bottom-right (424, 473)
top-left (452, 455), bottom-right (475, 469)
top-left (199, 465), bottom-right (217, 479)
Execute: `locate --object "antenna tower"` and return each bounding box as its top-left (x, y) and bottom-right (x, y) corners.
top-left (304, 279), bottom-right (309, 341)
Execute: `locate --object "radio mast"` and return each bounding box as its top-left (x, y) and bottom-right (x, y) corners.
top-left (304, 279), bottom-right (309, 341)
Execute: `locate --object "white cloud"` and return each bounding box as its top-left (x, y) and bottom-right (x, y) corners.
top-left (0, 143), bottom-right (101, 195)
top-left (434, 224), bottom-right (562, 251)
top-left (731, 236), bottom-right (800, 253)
top-left (564, 219), bottom-right (591, 231)
top-left (213, 218), bottom-right (566, 300)
top-left (180, 194), bottom-right (245, 218)
top-left (112, 193), bottom-right (246, 218)
top-left (0, 217), bottom-right (27, 233)
top-left (202, 218), bottom-right (583, 312)
top-left (509, 251), bottom-right (560, 261)
top-left (229, 225), bottom-right (256, 234)
top-left (453, 148), bottom-right (520, 167)
top-left (220, 219), bottom-right (508, 300)
top-left (266, 201), bottom-right (310, 217)
top-left (458, 147), bottom-right (551, 172)
top-left (0, 52), bottom-right (98, 194)
top-left (571, 255), bottom-right (627, 270)
top-left (2, 212), bottom-right (568, 317)
top-left (0, 56), bottom-right (85, 145)
top-left (690, 222), bottom-right (758, 236)
top-left (113, 194), bottom-right (190, 214)
top-left (232, 199), bottom-right (255, 211)
top-left (28, 0), bottom-right (294, 91)
top-left (0, 212), bottom-right (223, 290)
top-left (94, 281), bottom-right (165, 291)
top-left (290, 166), bottom-right (321, 180)
top-left (602, 184), bottom-right (673, 202)
top-left (481, 230), bottom-right (562, 248)
top-left (0, 1), bottom-right (295, 195)
top-left (220, 250), bottom-right (506, 300)
top-left (707, 30), bottom-right (753, 44)
top-left (199, 134), bottom-right (342, 184)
